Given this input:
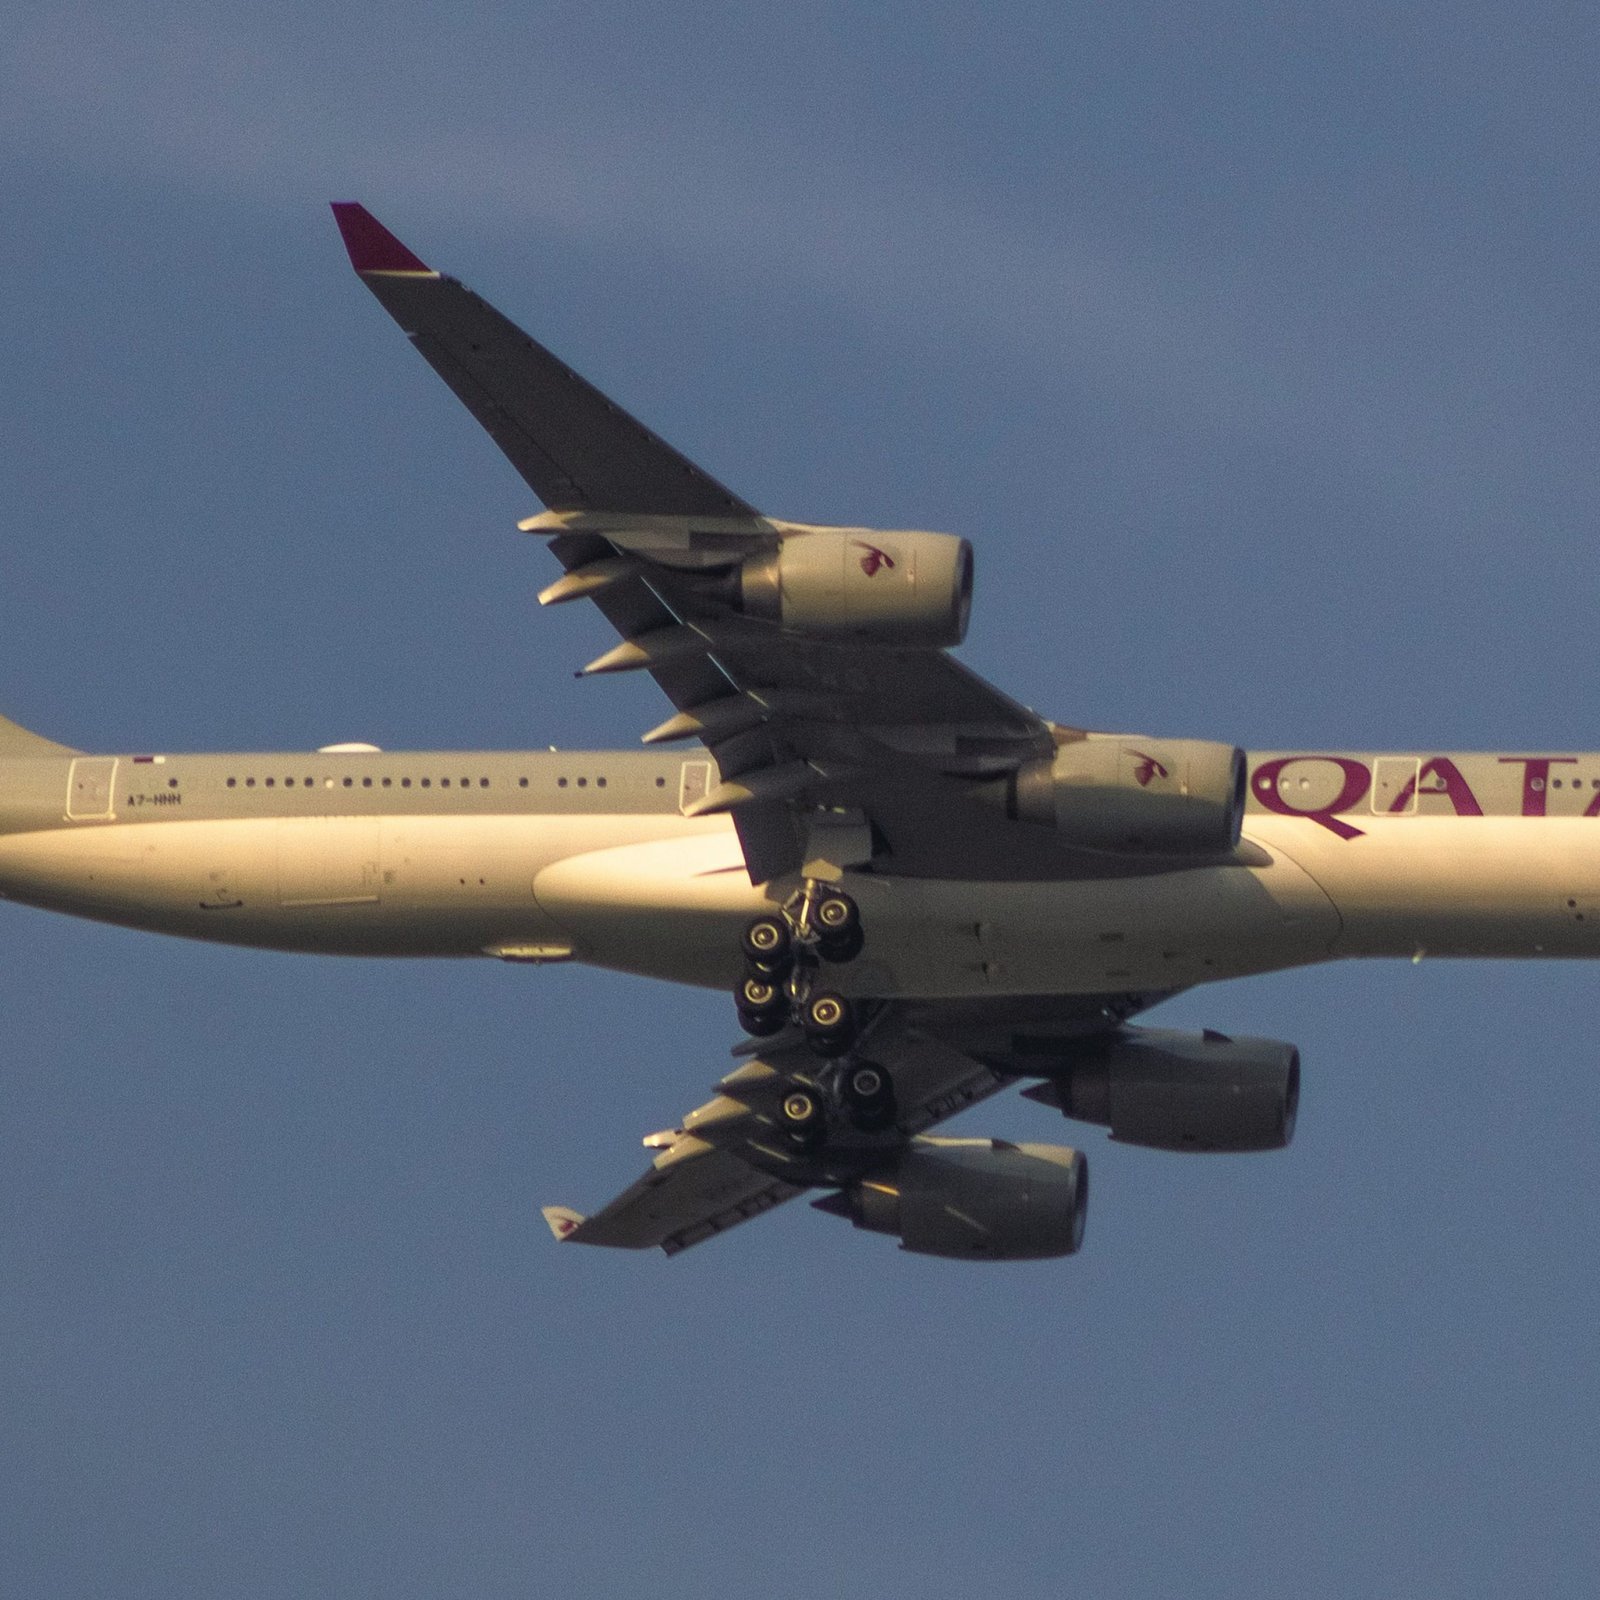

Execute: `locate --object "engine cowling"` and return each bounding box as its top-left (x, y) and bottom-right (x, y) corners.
top-left (1011, 734), bottom-right (1246, 854)
top-left (817, 1136), bottom-right (1087, 1260)
top-left (1029, 1028), bottom-right (1300, 1152)
top-left (738, 528), bottom-right (973, 646)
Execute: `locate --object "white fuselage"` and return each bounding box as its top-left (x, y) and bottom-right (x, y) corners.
top-left (1, 745), bottom-right (1597, 998)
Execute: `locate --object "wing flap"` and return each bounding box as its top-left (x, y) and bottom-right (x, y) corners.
top-left (545, 1145), bottom-right (805, 1254)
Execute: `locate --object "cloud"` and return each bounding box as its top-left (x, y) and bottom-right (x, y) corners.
top-left (1, 9), bottom-right (1583, 527)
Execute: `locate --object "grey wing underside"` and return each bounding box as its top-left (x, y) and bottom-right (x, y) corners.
top-left (332, 204), bottom-right (1062, 883)
top-left (330, 205), bottom-right (756, 519)
top-left (542, 1022), bottom-right (1011, 1255)
top-left (542, 990), bottom-right (1170, 1256)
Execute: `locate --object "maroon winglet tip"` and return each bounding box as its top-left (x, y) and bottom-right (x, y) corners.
top-left (329, 202), bottom-right (432, 274)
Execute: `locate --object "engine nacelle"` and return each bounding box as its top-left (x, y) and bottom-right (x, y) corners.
top-left (738, 528), bottom-right (974, 647)
top-left (1011, 734), bottom-right (1246, 854)
top-left (1029, 1028), bottom-right (1300, 1153)
top-left (817, 1136), bottom-right (1087, 1260)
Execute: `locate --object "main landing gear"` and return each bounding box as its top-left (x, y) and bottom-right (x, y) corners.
top-left (772, 1053), bottom-right (896, 1147)
top-left (734, 885), bottom-right (895, 1145)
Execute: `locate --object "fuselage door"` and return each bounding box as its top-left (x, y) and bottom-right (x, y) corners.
top-left (679, 761), bottom-right (712, 815)
top-left (1371, 757), bottom-right (1420, 816)
top-left (65, 757), bottom-right (117, 821)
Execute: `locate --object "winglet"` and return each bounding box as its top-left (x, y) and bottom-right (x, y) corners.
top-left (541, 1205), bottom-right (587, 1243)
top-left (329, 203), bottom-right (437, 275)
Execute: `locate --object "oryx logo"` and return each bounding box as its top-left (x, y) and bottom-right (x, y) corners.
top-left (852, 540), bottom-right (895, 577)
top-left (1131, 750), bottom-right (1170, 787)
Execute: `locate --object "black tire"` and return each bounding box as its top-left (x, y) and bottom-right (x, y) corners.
top-left (813, 891), bottom-right (860, 940)
top-left (740, 915), bottom-right (793, 974)
top-left (802, 991), bottom-right (856, 1057)
top-left (777, 1084), bottom-right (826, 1145)
top-left (849, 1100), bottom-right (897, 1136)
top-left (818, 924), bottom-right (865, 964)
top-left (736, 973), bottom-right (787, 1036)
top-left (841, 1060), bottom-right (897, 1132)
top-left (736, 1004), bottom-right (786, 1038)
top-left (738, 973), bottom-right (784, 1014)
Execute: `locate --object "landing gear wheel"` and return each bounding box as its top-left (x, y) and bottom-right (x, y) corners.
top-left (777, 1084), bottom-right (826, 1146)
top-left (737, 1007), bottom-right (785, 1037)
top-left (738, 973), bottom-right (783, 1013)
top-left (814, 890), bottom-right (859, 938)
top-left (841, 1060), bottom-right (897, 1133)
top-left (802, 992), bottom-right (857, 1058)
top-left (818, 925), bottom-right (865, 964)
top-left (814, 892), bottom-right (864, 963)
top-left (735, 973), bottom-right (787, 1037)
top-left (740, 915), bottom-right (793, 974)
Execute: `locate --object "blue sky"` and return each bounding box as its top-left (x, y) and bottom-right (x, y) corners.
top-left (3, 5), bottom-right (1599, 1596)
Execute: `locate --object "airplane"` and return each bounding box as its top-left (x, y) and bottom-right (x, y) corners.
top-left (1, 203), bottom-right (1592, 1261)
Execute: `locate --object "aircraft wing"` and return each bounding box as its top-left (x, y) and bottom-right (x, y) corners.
top-left (328, 203), bottom-right (758, 519)
top-left (333, 205), bottom-right (1058, 882)
top-left (540, 990), bottom-right (1155, 1255)
top-left (540, 1014), bottom-right (1015, 1255)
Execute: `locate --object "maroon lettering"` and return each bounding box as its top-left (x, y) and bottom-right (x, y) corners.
top-left (1390, 757), bottom-right (1484, 816)
top-left (1498, 756), bottom-right (1578, 817)
top-left (1251, 756), bottom-right (1370, 839)
top-left (1586, 788), bottom-right (1600, 819)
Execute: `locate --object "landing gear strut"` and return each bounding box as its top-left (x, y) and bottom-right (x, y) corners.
top-left (733, 883), bottom-right (865, 1052)
top-left (731, 884), bottom-right (896, 1146)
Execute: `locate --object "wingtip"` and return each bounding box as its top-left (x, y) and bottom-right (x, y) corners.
top-left (541, 1205), bottom-right (586, 1242)
top-left (329, 202), bottom-right (435, 275)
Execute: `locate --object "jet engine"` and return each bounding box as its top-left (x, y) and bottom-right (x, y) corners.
top-left (736, 528), bottom-right (974, 647)
top-left (1026, 1027), bottom-right (1300, 1152)
top-left (1009, 734), bottom-right (1246, 853)
top-left (815, 1136), bottom-right (1088, 1260)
